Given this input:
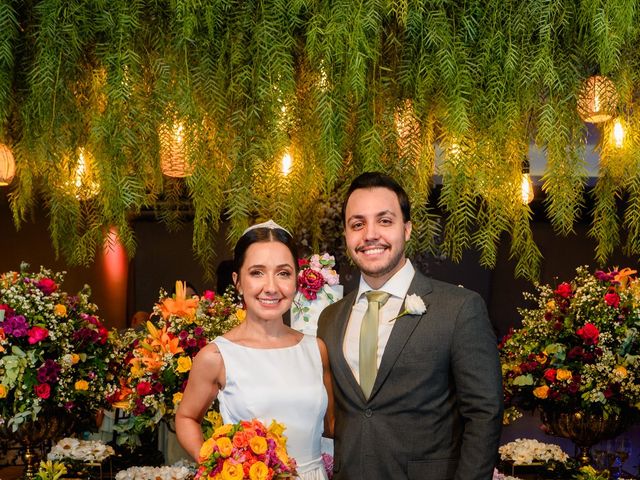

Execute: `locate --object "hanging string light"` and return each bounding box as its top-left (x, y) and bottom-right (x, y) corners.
top-left (521, 157), bottom-right (534, 205)
top-left (280, 150), bottom-right (292, 177)
top-left (67, 147), bottom-right (100, 200)
top-left (0, 143), bottom-right (16, 186)
top-left (577, 75), bottom-right (618, 123)
top-left (612, 118), bottom-right (625, 149)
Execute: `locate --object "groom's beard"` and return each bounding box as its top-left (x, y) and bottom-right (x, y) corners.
top-left (350, 242), bottom-right (406, 280)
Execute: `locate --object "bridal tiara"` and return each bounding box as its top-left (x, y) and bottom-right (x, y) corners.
top-left (242, 219), bottom-right (292, 237)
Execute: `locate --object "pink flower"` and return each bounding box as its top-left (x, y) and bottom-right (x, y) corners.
top-left (604, 292), bottom-right (620, 308)
top-left (576, 323), bottom-right (599, 345)
top-left (321, 268), bottom-right (340, 286)
top-left (136, 381), bottom-right (153, 396)
top-left (34, 383), bottom-right (51, 399)
top-left (554, 282), bottom-right (572, 298)
top-left (36, 278), bottom-right (58, 295)
top-left (27, 326), bottom-right (49, 344)
top-left (203, 290), bottom-right (215, 300)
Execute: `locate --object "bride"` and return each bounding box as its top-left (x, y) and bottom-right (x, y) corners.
top-left (176, 221), bottom-right (334, 479)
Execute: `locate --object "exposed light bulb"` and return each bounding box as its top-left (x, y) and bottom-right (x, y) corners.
top-left (281, 151), bottom-right (292, 176)
top-left (521, 158), bottom-right (534, 204)
top-left (613, 118), bottom-right (624, 148)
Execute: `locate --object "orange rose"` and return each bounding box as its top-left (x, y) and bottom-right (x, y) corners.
top-left (249, 436), bottom-right (268, 455)
top-left (249, 461), bottom-right (269, 480)
top-left (232, 430), bottom-right (251, 449)
top-left (198, 438), bottom-right (215, 461)
top-left (54, 304), bottom-right (67, 317)
top-left (556, 369), bottom-right (572, 381)
top-left (614, 366), bottom-right (628, 379)
top-left (533, 385), bottom-right (550, 399)
top-left (221, 459), bottom-right (244, 480)
top-left (216, 437), bottom-right (233, 457)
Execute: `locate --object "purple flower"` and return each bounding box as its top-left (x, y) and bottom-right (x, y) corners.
top-left (37, 359), bottom-right (61, 383)
top-left (72, 327), bottom-right (100, 346)
top-left (3, 315), bottom-right (30, 337)
top-left (178, 330), bottom-right (189, 340)
top-left (193, 326), bottom-right (204, 337)
top-left (594, 270), bottom-right (615, 282)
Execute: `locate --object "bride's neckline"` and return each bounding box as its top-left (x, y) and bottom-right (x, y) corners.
top-left (217, 335), bottom-right (305, 351)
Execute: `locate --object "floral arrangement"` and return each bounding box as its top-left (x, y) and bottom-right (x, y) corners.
top-left (196, 418), bottom-right (297, 480)
top-left (107, 282), bottom-right (243, 446)
top-left (47, 437), bottom-right (115, 463)
top-left (0, 263), bottom-right (114, 430)
top-left (35, 460), bottom-right (68, 480)
top-left (499, 438), bottom-right (568, 465)
top-left (500, 266), bottom-right (640, 419)
top-left (291, 253), bottom-right (341, 329)
top-left (115, 465), bottom-right (195, 480)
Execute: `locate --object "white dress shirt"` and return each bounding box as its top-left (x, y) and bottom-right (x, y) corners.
top-left (343, 260), bottom-right (415, 384)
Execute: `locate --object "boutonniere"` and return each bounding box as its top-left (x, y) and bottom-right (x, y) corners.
top-left (389, 293), bottom-right (427, 322)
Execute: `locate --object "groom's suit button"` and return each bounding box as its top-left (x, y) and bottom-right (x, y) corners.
top-left (364, 408), bottom-right (373, 417)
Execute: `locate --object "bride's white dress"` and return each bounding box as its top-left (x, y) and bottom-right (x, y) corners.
top-left (214, 335), bottom-right (329, 480)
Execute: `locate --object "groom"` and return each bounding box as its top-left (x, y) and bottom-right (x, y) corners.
top-left (317, 172), bottom-right (503, 480)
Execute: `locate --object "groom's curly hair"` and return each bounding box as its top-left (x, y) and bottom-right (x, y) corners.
top-left (341, 171), bottom-right (411, 224)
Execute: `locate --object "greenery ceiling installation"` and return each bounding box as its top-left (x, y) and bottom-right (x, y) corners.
top-left (1, 0), bottom-right (639, 280)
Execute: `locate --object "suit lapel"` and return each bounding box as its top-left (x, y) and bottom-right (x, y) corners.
top-left (369, 272), bottom-right (432, 400)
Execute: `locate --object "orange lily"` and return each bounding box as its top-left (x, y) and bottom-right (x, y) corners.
top-left (145, 321), bottom-right (184, 356)
top-left (614, 267), bottom-right (637, 288)
top-left (0, 327), bottom-right (5, 353)
top-left (160, 281), bottom-right (199, 320)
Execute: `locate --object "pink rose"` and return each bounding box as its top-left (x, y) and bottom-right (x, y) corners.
top-left (576, 323), bottom-right (599, 345)
top-left (136, 381), bottom-right (153, 396)
top-left (554, 282), bottom-right (572, 298)
top-left (203, 290), bottom-right (215, 300)
top-left (36, 278), bottom-right (58, 295)
top-left (35, 383), bottom-right (51, 399)
top-left (604, 292), bottom-right (620, 308)
top-left (27, 326), bottom-right (49, 344)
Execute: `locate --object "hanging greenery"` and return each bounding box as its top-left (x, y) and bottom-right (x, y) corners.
top-left (1, 0), bottom-right (639, 280)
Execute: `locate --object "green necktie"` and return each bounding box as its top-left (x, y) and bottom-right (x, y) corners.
top-left (359, 290), bottom-right (391, 399)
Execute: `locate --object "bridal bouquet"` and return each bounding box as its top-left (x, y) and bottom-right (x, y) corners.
top-left (0, 263), bottom-right (114, 430)
top-left (291, 253), bottom-right (342, 335)
top-left (196, 419), bottom-right (297, 480)
top-left (107, 282), bottom-right (243, 446)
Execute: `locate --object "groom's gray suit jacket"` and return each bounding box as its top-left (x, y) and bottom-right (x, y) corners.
top-left (317, 270), bottom-right (503, 480)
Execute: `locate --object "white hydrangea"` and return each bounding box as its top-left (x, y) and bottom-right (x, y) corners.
top-left (499, 438), bottom-right (568, 464)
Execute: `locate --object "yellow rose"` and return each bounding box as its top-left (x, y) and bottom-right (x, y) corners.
top-left (276, 445), bottom-right (290, 464)
top-left (249, 436), bottom-right (268, 455)
top-left (235, 308), bottom-right (246, 322)
top-left (545, 300), bottom-right (555, 311)
top-left (249, 461), bottom-right (269, 480)
top-left (205, 410), bottom-right (223, 428)
top-left (130, 362), bottom-right (144, 378)
top-left (172, 392), bottom-right (183, 406)
top-left (533, 385), bottom-right (550, 399)
top-left (213, 424), bottom-right (235, 438)
top-left (54, 304), bottom-right (67, 317)
top-left (74, 380), bottom-right (89, 391)
top-left (215, 437), bottom-right (233, 457)
top-left (268, 420), bottom-right (285, 437)
top-left (198, 438), bottom-right (215, 461)
top-left (556, 369), bottom-right (572, 381)
top-left (176, 356), bottom-right (192, 373)
top-left (614, 365), bottom-right (628, 378)
top-left (221, 459), bottom-right (243, 480)
top-left (71, 354), bottom-right (80, 365)
top-left (0, 384), bottom-right (8, 398)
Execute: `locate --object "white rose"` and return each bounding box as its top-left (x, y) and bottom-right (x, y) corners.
top-left (404, 294), bottom-right (426, 315)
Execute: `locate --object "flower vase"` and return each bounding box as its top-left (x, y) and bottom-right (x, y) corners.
top-left (1, 411), bottom-right (74, 480)
top-left (540, 409), bottom-right (626, 466)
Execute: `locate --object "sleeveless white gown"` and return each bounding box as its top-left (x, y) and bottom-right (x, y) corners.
top-left (214, 335), bottom-right (328, 480)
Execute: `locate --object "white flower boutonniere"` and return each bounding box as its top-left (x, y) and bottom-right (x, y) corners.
top-left (389, 293), bottom-right (427, 322)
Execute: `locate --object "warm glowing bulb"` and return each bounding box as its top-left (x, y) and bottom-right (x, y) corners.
top-left (281, 152), bottom-right (292, 176)
top-left (613, 119), bottom-right (624, 148)
top-left (521, 173), bottom-right (534, 204)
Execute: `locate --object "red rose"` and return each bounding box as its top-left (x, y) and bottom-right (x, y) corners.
top-left (554, 282), bottom-right (572, 298)
top-left (298, 269), bottom-right (326, 300)
top-left (298, 258), bottom-right (309, 268)
top-left (136, 381), bottom-right (153, 396)
top-left (0, 304), bottom-right (15, 318)
top-left (543, 368), bottom-right (557, 382)
top-left (36, 278), bottom-right (58, 295)
top-left (203, 290), bottom-right (215, 300)
top-left (27, 326), bottom-right (49, 344)
top-left (576, 322), bottom-right (599, 345)
top-left (34, 383), bottom-right (51, 399)
top-left (604, 292), bottom-right (620, 308)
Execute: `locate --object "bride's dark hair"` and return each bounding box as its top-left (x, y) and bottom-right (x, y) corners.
top-left (233, 227), bottom-right (299, 278)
